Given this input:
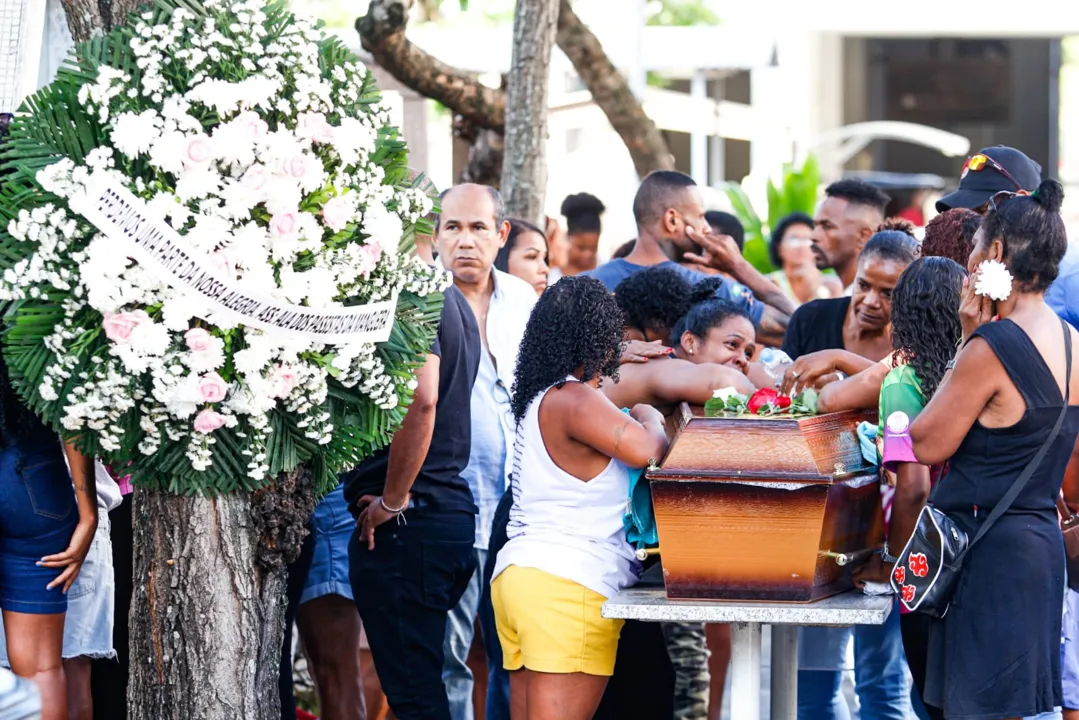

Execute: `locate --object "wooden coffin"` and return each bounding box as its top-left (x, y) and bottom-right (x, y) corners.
top-left (649, 404), bottom-right (885, 602)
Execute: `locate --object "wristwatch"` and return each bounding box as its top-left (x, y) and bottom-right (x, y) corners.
top-left (880, 542), bottom-right (899, 564)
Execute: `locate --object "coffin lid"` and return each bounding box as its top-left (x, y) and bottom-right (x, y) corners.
top-left (648, 404), bottom-right (878, 484)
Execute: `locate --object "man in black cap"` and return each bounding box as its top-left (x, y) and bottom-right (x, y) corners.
top-left (936, 145), bottom-right (1042, 213)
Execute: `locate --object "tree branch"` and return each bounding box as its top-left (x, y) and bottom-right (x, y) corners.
top-left (357, 0), bottom-right (505, 132)
top-left (555, 0), bottom-right (674, 176)
top-left (356, 0), bottom-right (674, 178)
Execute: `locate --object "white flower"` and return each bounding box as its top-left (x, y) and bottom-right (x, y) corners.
top-left (110, 110), bottom-right (161, 158)
top-left (712, 387), bottom-right (742, 403)
top-left (364, 205), bottom-right (403, 257)
top-left (974, 259), bottom-right (1013, 302)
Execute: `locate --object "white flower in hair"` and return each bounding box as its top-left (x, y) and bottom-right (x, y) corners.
top-left (974, 259), bottom-right (1013, 302)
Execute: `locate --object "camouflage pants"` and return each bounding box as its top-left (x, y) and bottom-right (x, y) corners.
top-left (661, 622), bottom-right (711, 720)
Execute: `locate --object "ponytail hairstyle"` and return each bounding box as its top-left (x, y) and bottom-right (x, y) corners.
top-left (980, 179), bottom-right (1067, 293)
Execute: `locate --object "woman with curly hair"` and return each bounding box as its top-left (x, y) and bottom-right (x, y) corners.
top-left (490, 276), bottom-right (669, 720)
top-left (850, 257), bottom-right (966, 720)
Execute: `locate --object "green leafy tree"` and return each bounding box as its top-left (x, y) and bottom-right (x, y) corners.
top-left (725, 155), bottom-right (821, 273)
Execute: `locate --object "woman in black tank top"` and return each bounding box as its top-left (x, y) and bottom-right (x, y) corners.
top-left (910, 180), bottom-right (1078, 719)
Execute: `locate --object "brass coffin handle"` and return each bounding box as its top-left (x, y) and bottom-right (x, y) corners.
top-left (635, 547), bottom-right (660, 562)
top-left (820, 546), bottom-right (883, 566)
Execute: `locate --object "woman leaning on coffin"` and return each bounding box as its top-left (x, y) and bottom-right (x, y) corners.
top-left (490, 276), bottom-right (670, 720)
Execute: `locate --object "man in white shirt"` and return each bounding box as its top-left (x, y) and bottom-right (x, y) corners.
top-left (436, 184), bottom-right (537, 720)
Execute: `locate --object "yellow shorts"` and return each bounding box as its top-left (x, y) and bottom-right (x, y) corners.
top-left (491, 564), bottom-right (624, 676)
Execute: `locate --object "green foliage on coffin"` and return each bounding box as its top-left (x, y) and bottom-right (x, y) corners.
top-left (0, 0), bottom-right (444, 495)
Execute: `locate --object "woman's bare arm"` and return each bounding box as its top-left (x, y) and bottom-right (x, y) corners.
top-left (910, 338), bottom-right (1001, 465)
top-left (560, 383), bottom-right (669, 468)
top-left (817, 361), bottom-right (889, 414)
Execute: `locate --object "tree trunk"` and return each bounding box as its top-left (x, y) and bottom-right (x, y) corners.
top-left (500, 0), bottom-right (559, 223)
top-left (454, 115), bottom-right (504, 189)
top-left (61, 0), bottom-right (147, 41)
top-left (128, 492), bottom-right (286, 719)
top-left (128, 468), bottom-right (315, 720)
top-left (358, 0), bottom-right (673, 181)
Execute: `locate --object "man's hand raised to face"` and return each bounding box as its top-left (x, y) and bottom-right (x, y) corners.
top-left (682, 227), bottom-right (744, 275)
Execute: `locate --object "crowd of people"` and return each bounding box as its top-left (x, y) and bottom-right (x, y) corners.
top-left (3, 141), bottom-right (1079, 720)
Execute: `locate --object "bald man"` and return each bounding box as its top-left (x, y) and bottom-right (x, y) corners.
top-left (810, 180), bottom-right (891, 291)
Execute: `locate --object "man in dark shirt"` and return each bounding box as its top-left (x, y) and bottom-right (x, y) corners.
top-left (345, 283), bottom-right (480, 720)
top-left (584, 170), bottom-right (794, 346)
top-left (810, 179), bottom-right (889, 291)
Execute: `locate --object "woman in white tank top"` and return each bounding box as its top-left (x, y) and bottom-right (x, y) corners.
top-left (490, 277), bottom-right (669, 720)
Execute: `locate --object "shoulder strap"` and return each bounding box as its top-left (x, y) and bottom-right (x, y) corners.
top-left (959, 318), bottom-right (1073, 560)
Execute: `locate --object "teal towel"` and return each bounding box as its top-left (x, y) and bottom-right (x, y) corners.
top-left (857, 421), bottom-right (879, 467)
top-left (620, 408), bottom-right (658, 550)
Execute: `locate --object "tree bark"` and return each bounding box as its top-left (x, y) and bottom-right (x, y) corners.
top-left (129, 492), bottom-right (285, 720)
top-left (129, 468), bottom-right (315, 720)
top-left (500, 0), bottom-right (559, 222)
top-left (357, 0), bottom-right (673, 179)
top-left (61, 0), bottom-right (147, 41)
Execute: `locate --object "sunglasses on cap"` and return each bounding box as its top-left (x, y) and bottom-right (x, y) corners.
top-left (961, 154), bottom-right (1024, 191)
top-left (988, 189), bottom-right (1030, 213)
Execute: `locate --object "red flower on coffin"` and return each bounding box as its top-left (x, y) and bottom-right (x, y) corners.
top-left (893, 565), bottom-right (906, 585)
top-left (747, 388), bottom-right (792, 414)
top-left (909, 553), bottom-right (929, 578)
top-left (901, 584), bottom-right (916, 604)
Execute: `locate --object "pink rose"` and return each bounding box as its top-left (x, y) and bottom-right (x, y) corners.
top-left (103, 311), bottom-right (143, 344)
top-left (211, 250), bottom-right (235, 278)
top-left (270, 211), bottom-right (298, 238)
top-left (234, 111), bottom-right (268, 141)
top-left (240, 164), bottom-right (268, 191)
top-left (182, 134), bottom-right (212, 168)
top-left (296, 112), bottom-right (333, 143)
top-left (269, 364), bottom-right (299, 398)
top-left (321, 196), bottom-right (353, 232)
top-left (193, 408), bottom-right (226, 434)
top-left (197, 372), bottom-right (228, 403)
top-left (357, 241), bottom-right (383, 276)
top-left (287, 154), bottom-right (310, 180)
top-left (184, 327), bottom-right (212, 352)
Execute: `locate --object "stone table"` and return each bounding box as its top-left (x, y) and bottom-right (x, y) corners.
top-left (602, 587), bottom-right (893, 720)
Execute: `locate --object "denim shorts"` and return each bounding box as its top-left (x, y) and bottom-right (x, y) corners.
top-left (0, 439), bottom-right (78, 615)
top-left (0, 504), bottom-right (114, 661)
top-left (1063, 589), bottom-right (1079, 710)
top-left (301, 485), bottom-right (356, 604)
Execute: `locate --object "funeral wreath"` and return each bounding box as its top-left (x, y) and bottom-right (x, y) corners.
top-left (0, 0), bottom-right (448, 495)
